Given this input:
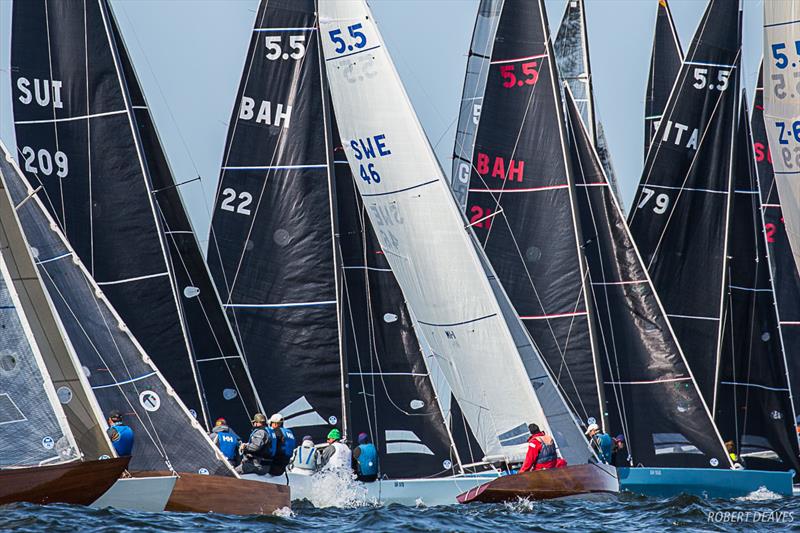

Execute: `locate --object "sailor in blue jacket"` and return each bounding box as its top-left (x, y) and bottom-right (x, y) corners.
top-left (352, 432), bottom-right (379, 482)
top-left (210, 417), bottom-right (241, 465)
top-left (106, 409), bottom-right (134, 456)
top-left (586, 423), bottom-right (613, 464)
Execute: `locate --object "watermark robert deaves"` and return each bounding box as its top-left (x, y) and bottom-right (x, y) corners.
top-left (707, 511), bottom-right (794, 523)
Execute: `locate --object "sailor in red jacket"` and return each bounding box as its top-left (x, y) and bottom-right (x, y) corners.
top-left (518, 423), bottom-right (558, 472)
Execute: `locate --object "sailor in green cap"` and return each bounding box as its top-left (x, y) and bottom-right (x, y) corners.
top-left (319, 428), bottom-right (351, 472)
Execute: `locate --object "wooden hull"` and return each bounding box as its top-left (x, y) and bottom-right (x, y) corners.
top-left (457, 463), bottom-right (619, 504)
top-left (133, 471), bottom-right (290, 515)
top-left (0, 457), bottom-right (130, 506)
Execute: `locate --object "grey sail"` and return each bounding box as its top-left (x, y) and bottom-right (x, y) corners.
top-left (553, 0), bottom-right (623, 210)
top-left (0, 143), bottom-right (235, 476)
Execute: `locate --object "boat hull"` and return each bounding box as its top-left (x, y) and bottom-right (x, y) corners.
top-left (457, 464), bottom-right (619, 504)
top-left (617, 467), bottom-right (794, 498)
top-left (91, 474), bottom-right (177, 512)
top-left (246, 470), bottom-right (499, 507)
top-left (0, 457), bottom-right (130, 506)
top-left (133, 471), bottom-right (290, 515)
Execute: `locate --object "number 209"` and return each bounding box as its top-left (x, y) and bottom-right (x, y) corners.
top-left (21, 147), bottom-right (68, 178)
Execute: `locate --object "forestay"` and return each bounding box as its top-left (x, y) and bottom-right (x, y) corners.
top-left (753, 67), bottom-right (800, 415)
top-left (564, 87), bottom-right (730, 469)
top-left (628, 0), bottom-right (740, 407)
top-left (644, 0), bottom-right (684, 158)
top-left (0, 143), bottom-right (235, 476)
top-left (763, 2), bottom-right (800, 278)
top-left (319, 0), bottom-right (593, 465)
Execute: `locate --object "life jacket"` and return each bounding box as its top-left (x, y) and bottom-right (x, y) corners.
top-left (533, 434), bottom-right (557, 469)
top-left (271, 427), bottom-right (296, 459)
top-left (592, 433), bottom-right (614, 464)
top-left (292, 441), bottom-right (318, 471)
top-left (108, 423), bottom-right (134, 456)
top-left (356, 443), bottom-right (379, 476)
top-left (214, 428), bottom-right (240, 460)
top-left (325, 441), bottom-right (352, 470)
top-left (249, 427), bottom-right (271, 459)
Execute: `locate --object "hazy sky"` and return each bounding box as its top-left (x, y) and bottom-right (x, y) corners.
top-left (0, 0), bottom-right (764, 247)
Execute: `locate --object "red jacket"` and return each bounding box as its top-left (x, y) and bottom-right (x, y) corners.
top-left (519, 432), bottom-right (558, 472)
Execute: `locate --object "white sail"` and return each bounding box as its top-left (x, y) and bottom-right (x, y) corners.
top-left (763, 1), bottom-right (800, 276)
top-left (319, 0), bottom-right (593, 465)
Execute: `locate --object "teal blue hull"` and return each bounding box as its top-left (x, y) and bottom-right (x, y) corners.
top-left (618, 467), bottom-right (794, 498)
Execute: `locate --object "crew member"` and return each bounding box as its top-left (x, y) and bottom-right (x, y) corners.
top-left (612, 434), bottom-right (629, 467)
top-left (266, 413), bottom-right (296, 476)
top-left (519, 423), bottom-right (558, 472)
top-left (586, 423), bottom-right (613, 464)
top-left (290, 435), bottom-right (319, 473)
top-left (236, 413), bottom-right (270, 475)
top-left (106, 409), bottom-right (134, 456)
top-left (352, 432), bottom-right (379, 482)
top-left (726, 440), bottom-right (744, 468)
top-left (210, 417), bottom-right (240, 464)
top-left (320, 428), bottom-right (352, 471)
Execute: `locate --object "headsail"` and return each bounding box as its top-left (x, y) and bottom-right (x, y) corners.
top-left (0, 143), bottom-right (235, 476)
top-left (763, 2), bottom-right (800, 279)
top-left (644, 0), bottom-right (684, 157)
top-left (716, 96), bottom-right (800, 475)
top-left (320, 0), bottom-right (593, 465)
top-left (628, 0), bottom-right (740, 407)
top-left (564, 86), bottom-right (730, 468)
top-left (753, 66), bottom-right (800, 415)
top-left (462, 0), bottom-right (603, 429)
top-left (553, 0), bottom-right (622, 208)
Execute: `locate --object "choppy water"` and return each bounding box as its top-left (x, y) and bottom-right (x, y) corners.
top-left (2, 490), bottom-right (799, 532)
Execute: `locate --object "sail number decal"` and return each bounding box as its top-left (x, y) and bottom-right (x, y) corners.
top-left (328, 23), bottom-right (367, 55)
top-left (498, 61), bottom-right (540, 89)
top-left (691, 67), bottom-right (731, 92)
top-left (476, 152), bottom-right (524, 182)
top-left (773, 121), bottom-right (800, 169)
top-left (16, 77), bottom-right (64, 108)
top-left (469, 205), bottom-right (494, 229)
top-left (350, 134), bottom-right (391, 185)
top-left (754, 141), bottom-right (773, 166)
top-left (637, 187), bottom-right (670, 215)
top-left (264, 35), bottom-right (306, 61)
top-left (239, 97), bottom-right (292, 129)
top-left (769, 41), bottom-right (800, 100)
top-left (368, 204), bottom-right (403, 251)
top-left (20, 147), bottom-right (68, 178)
top-left (220, 188), bottom-right (252, 215)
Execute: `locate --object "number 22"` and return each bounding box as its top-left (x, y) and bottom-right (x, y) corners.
top-left (220, 188), bottom-right (252, 215)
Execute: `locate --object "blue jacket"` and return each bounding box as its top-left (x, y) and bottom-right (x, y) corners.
top-left (268, 427), bottom-right (296, 459)
top-left (355, 443), bottom-right (379, 476)
top-left (108, 423), bottom-right (134, 456)
top-left (593, 433), bottom-right (614, 464)
top-left (211, 425), bottom-right (240, 461)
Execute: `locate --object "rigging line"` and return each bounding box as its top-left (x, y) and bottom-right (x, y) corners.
top-left (84, 2), bottom-right (94, 277)
top-left (150, 176), bottom-right (202, 194)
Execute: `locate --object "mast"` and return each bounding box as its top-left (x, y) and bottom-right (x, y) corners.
top-left (644, 0), bottom-right (684, 158)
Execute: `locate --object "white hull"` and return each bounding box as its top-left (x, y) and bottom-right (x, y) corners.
top-left (91, 475), bottom-right (177, 512)
top-left (244, 470), bottom-right (498, 507)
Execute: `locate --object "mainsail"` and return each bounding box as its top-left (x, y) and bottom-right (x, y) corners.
top-left (564, 86), bottom-right (730, 468)
top-left (320, 0), bottom-right (593, 465)
top-left (451, 0), bottom-right (504, 210)
top-left (11, 0), bottom-right (212, 429)
top-left (628, 0), bottom-right (740, 407)
top-left (753, 67), bottom-right (800, 414)
top-left (644, 0), bottom-right (684, 157)
top-left (461, 0), bottom-right (603, 429)
top-left (763, 1), bottom-right (800, 277)
top-left (0, 143), bottom-right (235, 476)
top-left (715, 98), bottom-right (800, 475)
top-left (553, 0), bottom-right (622, 208)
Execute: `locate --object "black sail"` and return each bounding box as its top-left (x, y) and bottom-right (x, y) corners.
top-left (465, 0), bottom-right (603, 427)
top-left (334, 130), bottom-right (458, 478)
top-left (553, 0), bottom-right (622, 209)
top-left (207, 0), bottom-right (344, 442)
top-left (715, 98), bottom-right (800, 476)
top-left (628, 0), bottom-right (740, 407)
top-left (11, 0), bottom-right (207, 426)
top-left (564, 88), bottom-right (729, 468)
top-left (753, 68), bottom-right (800, 416)
top-left (644, 0), bottom-right (684, 157)
top-left (0, 143), bottom-right (234, 476)
top-left (106, 8), bottom-right (261, 436)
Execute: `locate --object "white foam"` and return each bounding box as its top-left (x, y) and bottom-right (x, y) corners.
top-left (736, 486), bottom-right (783, 502)
top-left (272, 506), bottom-right (294, 518)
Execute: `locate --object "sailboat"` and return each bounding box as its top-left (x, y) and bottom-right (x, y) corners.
top-left (319, 0), bottom-right (617, 503)
top-left (0, 156), bottom-right (129, 505)
top-left (644, 0), bottom-right (684, 157)
top-left (7, 0), bottom-right (288, 514)
top-left (207, 0), bottom-right (495, 506)
top-left (553, 0), bottom-right (622, 209)
top-left (628, 0), bottom-right (794, 496)
top-left (762, 1), bottom-right (800, 276)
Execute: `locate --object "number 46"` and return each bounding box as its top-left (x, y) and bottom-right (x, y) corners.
top-left (637, 187), bottom-right (670, 214)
